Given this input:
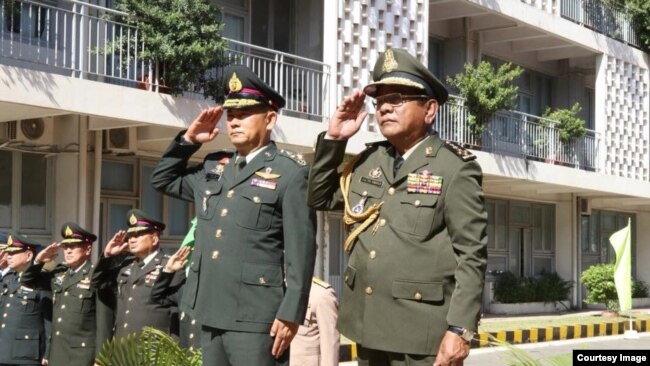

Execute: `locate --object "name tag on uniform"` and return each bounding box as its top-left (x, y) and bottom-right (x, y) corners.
top-left (251, 178), bottom-right (277, 190)
top-left (77, 283), bottom-right (90, 290)
top-left (360, 177), bottom-right (383, 187)
top-left (407, 171), bottom-right (443, 195)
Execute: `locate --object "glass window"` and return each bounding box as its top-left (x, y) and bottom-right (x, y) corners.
top-left (223, 12), bottom-right (245, 42)
top-left (428, 37), bottom-right (442, 79)
top-left (0, 151), bottom-right (11, 227)
top-left (495, 202), bottom-right (507, 250)
top-left (102, 160), bottom-right (135, 193)
top-left (510, 203), bottom-right (530, 225)
top-left (534, 257), bottom-right (553, 275)
top-left (581, 215), bottom-right (591, 253)
top-left (487, 256), bottom-right (507, 274)
top-left (140, 165), bottom-right (163, 221)
top-left (168, 198), bottom-right (190, 236)
top-left (20, 153), bottom-right (47, 229)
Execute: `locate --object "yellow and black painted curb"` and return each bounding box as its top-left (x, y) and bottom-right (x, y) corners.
top-left (472, 319), bottom-right (649, 349)
top-left (338, 319), bottom-right (649, 362)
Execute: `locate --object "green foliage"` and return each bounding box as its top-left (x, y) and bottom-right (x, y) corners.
top-left (493, 271), bottom-right (572, 304)
top-left (542, 103), bottom-right (587, 143)
top-left (96, 327), bottom-right (202, 366)
top-left (111, 0), bottom-right (228, 100)
top-left (632, 280), bottom-right (649, 298)
top-left (447, 61), bottom-right (523, 136)
top-left (580, 264), bottom-right (619, 311)
top-left (612, 0), bottom-right (650, 50)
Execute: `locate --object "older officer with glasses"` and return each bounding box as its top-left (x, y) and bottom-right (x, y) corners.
top-left (308, 48), bottom-right (488, 366)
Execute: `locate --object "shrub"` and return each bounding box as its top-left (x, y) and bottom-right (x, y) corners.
top-left (632, 280), bottom-right (649, 298)
top-left (541, 103), bottom-right (587, 143)
top-left (580, 264), bottom-right (619, 311)
top-left (493, 271), bottom-right (572, 304)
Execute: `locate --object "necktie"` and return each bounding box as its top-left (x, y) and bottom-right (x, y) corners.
top-left (393, 156), bottom-right (404, 177)
top-left (235, 156), bottom-right (247, 175)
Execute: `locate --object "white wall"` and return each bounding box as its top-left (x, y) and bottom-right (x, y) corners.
top-left (637, 212), bottom-right (650, 285)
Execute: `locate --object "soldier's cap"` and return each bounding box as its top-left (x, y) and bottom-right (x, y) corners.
top-left (0, 231), bottom-right (8, 250)
top-left (4, 232), bottom-right (42, 254)
top-left (125, 209), bottom-right (165, 237)
top-left (364, 48), bottom-right (448, 104)
top-left (222, 64), bottom-right (286, 111)
top-left (61, 222), bottom-right (97, 245)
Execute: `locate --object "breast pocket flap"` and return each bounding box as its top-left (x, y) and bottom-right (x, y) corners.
top-left (400, 194), bottom-right (438, 207)
top-left (392, 280), bottom-right (443, 302)
top-left (240, 188), bottom-right (278, 204)
top-left (241, 262), bottom-right (283, 287)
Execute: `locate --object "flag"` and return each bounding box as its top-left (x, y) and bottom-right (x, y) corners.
top-left (609, 218), bottom-right (632, 311)
top-left (181, 217), bottom-right (197, 276)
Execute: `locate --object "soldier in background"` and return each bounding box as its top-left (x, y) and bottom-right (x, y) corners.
top-left (0, 233), bottom-right (51, 366)
top-left (290, 277), bottom-right (340, 366)
top-left (21, 223), bottom-right (112, 366)
top-left (92, 209), bottom-right (184, 341)
top-left (0, 232), bottom-right (9, 281)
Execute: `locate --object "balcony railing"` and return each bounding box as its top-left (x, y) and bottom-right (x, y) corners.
top-left (560, 0), bottom-right (641, 48)
top-left (224, 39), bottom-right (330, 121)
top-left (436, 95), bottom-right (600, 171)
top-left (0, 0), bottom-right (331, 120)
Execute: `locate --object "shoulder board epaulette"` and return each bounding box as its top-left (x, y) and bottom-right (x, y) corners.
top-left (204, 151), bottom-right (234, 164)
top-left (444, 140), bottom-right (476, 162)
top-left (278, 149), bottom-right (306, 166)
top-left (364, 140), bottom-right (391, 149)
top-left (312, 277), bottom-right (332, 289)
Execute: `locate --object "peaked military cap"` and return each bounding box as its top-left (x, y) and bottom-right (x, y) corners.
top-left (4, 232), bottom-right (42, 253)
top-left (223, 64), bottom-right (286, 111)
top-left (125, 209), bottom-right (166, 237)
top-left (0, 231), bottom-right (8, 250)
top-left (61, 222), bottom-right (97, 245)
top-left (364, 48), bottom-right (449, 104)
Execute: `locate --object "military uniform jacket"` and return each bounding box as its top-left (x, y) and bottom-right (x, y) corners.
top-left (92, 251), bottom-right (183, 340)
top-left (307, 132), bottom-right (488, 355)
top-left (151, 133), bottom-right (317, 333)
top-left (21, 261), bottom-right (112, 366)
top-left (290, 279), bottom-right (340, 366)
top-left (0, 271), bottom-right (52, 365)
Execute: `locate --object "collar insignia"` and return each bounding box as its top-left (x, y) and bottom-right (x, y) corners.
top-left (229, 73), bottom-right (243, 93)
top-left (369, 167), bottom-right (382, 179)
top-left (425, 146), bottom-right (433, 156)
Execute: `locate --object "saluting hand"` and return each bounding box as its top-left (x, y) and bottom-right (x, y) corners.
top-left (104, 230), bottom-right (128, 257)
top-left (326, 90), bottom-right (368, 140)
top-left (270, 318), bottom-right (299, 359)
top-left (35, 242), bottom-right (61, 263)
top-left (183, 106), bottom-right (223, 144)
top-left (164, 246), bottom-right (192, 273)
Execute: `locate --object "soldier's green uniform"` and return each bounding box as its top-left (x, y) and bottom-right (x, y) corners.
top-left (21, 223), bottom-right (112, 366)
top-left (152, 65), bottom-right (317, 366)
top-left (0, 234), bottom-right (51, 366)
top-left (307, 49), bottom-right (487, 364)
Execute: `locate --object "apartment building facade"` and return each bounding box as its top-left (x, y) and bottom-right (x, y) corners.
top-left (0, 0), bottom-right (648, 310)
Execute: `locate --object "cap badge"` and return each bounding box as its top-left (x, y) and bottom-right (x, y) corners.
top-left (383, 49), bottom-right (398, 73)
top-left (229, 72), bottom-right (243, 93)
top-left (7, 236), bottom-right (12, 245)
top-left (129, 214), bottom-right (138, 225)
top-left (65, 226), bottom-right (73, 237)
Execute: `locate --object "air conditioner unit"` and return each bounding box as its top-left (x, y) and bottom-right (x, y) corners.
top-left (4, 118), bottom-right (55, 145)
top-left (579, 198), bottom-right (591, 215)
top-left (104, 127), bottom-right (137, 153)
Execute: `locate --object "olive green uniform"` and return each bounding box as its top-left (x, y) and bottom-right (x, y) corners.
top-left (151, 135), bottom-right (317, 364)
top-left (21, 261), bottom-right (112, 366)
top-left (307, 132), bottom-right (488, 357)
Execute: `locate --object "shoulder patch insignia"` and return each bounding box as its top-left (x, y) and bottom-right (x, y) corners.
top-left (312, 277), bottom-right (332, 289)
top-left (278, 149), bottom-right (306, 166)
top-left (444, 141), bottom-right (476, 162)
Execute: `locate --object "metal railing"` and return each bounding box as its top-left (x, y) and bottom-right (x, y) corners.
top-left (436, 95), bottom-right (600, 171)
top-left (224, 38), bottom-right (330, 121)
top-left (560, 0), bottom-right (641, 48)
top-left (0, 1), bottom-right (331, 120)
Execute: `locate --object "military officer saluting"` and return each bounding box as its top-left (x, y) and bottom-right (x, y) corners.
top-left (21, 223), bottom-right (111, 366)
top-left (0, 233), bottom-right (51, 366)
top-left (152, 65), bottom-right (317, 366)
top-left (92, 209), bottom-right (184, 341)
top-left (308, 49), bottom-right (488, 366)
top-left (290, 277), bottom-right (340, 366)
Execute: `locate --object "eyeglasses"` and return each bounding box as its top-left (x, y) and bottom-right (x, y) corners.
top-left (372, 93), bottom-right (430, 108)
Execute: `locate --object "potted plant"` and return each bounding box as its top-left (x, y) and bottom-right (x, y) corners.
top-left (106, 0), bottom-right (228, 101)
top-left (540, 103), bottom-right (586, 165)
top-left (447, 61), bottom-right (523, 146)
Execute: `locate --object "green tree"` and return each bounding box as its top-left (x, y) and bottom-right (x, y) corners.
top-left (447, 61), bottom-right (523, 137)
top-left (604, 0), bottom-right (650, 50)
top-left (112, 0), bottom-right (228, 100)
top-left (541, 103), bottom-right (587, 143)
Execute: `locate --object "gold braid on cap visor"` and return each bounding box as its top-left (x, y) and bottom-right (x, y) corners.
top-left (340, 154), bottom-right (384, 254)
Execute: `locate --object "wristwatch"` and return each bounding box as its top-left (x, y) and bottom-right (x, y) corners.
top-left (448, 325), bottom-right (475, 342)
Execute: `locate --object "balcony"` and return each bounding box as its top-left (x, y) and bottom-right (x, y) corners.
top-left (0, 0), bottom-right (330, 121)
top-left (436, 96), bottom-right (600, 172)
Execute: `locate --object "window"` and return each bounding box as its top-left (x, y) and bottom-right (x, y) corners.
top-left (101, 160), bottom-right (136, 194)
top-left (0, 151), bottom-right (50, 232)
top-left (428, 37), bottom-right (442, 79)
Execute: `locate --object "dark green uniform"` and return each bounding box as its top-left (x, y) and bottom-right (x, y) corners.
top-left (92, 251), bottom-right (183, 340)
top-left (308, 132), bottom-right (488, 356)
top-left (21, 261), bottom-right (112, 366)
